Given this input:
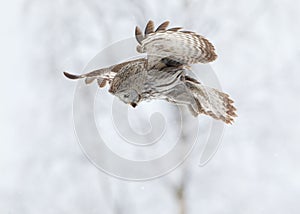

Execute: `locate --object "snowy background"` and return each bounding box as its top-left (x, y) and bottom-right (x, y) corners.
top-left (1, 0), bottom-right (300, 213)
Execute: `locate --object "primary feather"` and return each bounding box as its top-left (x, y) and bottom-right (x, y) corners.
top-left (135, 20), bottom-right (217, 69)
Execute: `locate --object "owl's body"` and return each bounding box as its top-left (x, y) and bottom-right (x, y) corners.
top-left (64, 20), bottom-right (237, 124)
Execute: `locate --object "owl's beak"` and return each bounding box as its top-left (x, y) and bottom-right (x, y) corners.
top-left (130, 103), bottom-right (137, 108)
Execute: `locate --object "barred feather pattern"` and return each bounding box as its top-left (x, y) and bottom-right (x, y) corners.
top-left (144, 68), bottom-right (236, 124)
top-left (63, 20), bottom-right (237, 124)
top-left (184, 78), bottom-right (237, 124)
top-left (109, 65), bottom-right (236, 124)
top-left (135, 20), bottom-right (217, 69)
top-left (63, 58), bottom-right (146, 88)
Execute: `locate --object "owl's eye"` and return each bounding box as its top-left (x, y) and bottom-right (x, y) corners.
top-left (123, 94), bottom-right (129, 98)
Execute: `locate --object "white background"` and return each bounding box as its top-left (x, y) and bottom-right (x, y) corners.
top-left (1, 0), bottom-right (300, 213)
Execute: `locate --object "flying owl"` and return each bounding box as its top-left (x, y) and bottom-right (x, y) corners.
top-left (64, 20), bottom-right (237, 124)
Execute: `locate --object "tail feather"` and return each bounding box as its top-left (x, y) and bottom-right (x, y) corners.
top-left (185, 77), bottom-right (237, 124)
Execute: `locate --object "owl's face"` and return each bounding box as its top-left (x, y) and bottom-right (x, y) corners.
top-left (115, 89), bottom-right (141, 108)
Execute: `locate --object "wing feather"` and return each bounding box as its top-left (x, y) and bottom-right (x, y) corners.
top-left (167, 27), bottom-right (183, 32)
top-left (184, 78), bottom-right (237, 124)
top-left (144, 20), bottom-right (154, 36)
top-left (155, 21), bottom-right (170, 32)
top-left (135, 26), bottom-right (143, 44)
top-left (63, 67), bottom-right (116, 87)
top-left (135, 20), bottom-right (217, 69)
top-left (63, 58), bottom-right (147, 89)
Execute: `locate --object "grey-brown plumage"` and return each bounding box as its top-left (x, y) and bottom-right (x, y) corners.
top-left (64, 20), bottom-right (237, 124)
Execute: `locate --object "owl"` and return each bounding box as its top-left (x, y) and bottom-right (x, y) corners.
top-left (64, 20), bottom-right (237, 124)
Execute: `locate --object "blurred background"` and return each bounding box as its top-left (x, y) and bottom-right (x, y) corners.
top-left (1, 0), bottom-right (300, 213)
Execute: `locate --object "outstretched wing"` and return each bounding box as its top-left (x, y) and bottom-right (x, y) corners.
top-left (135, 20), bottom-right (217, 69)
top-left (63, 67), bottom-right (116, 88)
top-left (143, 67), bottom-right (236, 124)
top-left (63, 58), bottom-right (146, 88)
top-left (184, 76), bottom-right (237, 124)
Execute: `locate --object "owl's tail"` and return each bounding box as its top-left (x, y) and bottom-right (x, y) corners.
top-left (184, 76), bottom-right (237, 124)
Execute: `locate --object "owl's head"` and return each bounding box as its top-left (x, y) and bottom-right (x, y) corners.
top-left (115, 89), bottom-right (141, 108)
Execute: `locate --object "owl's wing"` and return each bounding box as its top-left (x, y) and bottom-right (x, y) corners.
top-left (63, 58), bottom-right (146, 88)
top-left (184, 76), bottom-right (237, 124)
top-left (135, 20), bottom-right (217, 69)
top-left (63, 67), bottom-right (116, 88)
top-left (160, 77), bottom-right (236, 124)
top-left (145, 67), bottom-right (236, 124)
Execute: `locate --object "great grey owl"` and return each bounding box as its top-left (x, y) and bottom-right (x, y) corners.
top-left (64, 20), bottom-right (237, 124)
